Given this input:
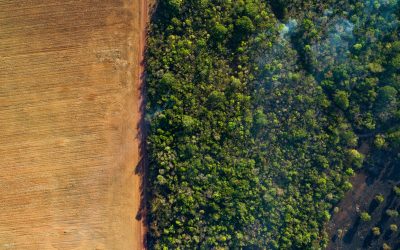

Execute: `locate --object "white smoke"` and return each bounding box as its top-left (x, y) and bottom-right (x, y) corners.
top-left (279, 19), bottom-right (298, 39)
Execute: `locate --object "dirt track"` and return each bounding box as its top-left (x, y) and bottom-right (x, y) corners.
top-left (0, 0), bottom-right (147, 249)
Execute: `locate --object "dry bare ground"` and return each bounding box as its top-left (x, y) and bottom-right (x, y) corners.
top-left (0, 0), bottom-right (148, 249)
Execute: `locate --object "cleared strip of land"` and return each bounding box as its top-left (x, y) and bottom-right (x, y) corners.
top-left (0, 0), bottom-right (147, 249)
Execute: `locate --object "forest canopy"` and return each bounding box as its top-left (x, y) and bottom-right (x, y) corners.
top-left (145, 0), bottom-right (400, 248)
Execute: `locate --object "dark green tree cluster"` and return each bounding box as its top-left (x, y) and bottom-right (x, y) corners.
top-left (145, 0), bottom-right (400, 248)
top-left (146, 0), bottom-right (277, 248)
top-left (288, 0), bottom-right (400, 138)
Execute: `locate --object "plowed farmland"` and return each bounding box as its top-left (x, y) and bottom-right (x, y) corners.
top-left (0, 0), bottom-right (147, 249)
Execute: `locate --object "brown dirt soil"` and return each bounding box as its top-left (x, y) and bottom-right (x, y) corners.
top-left (0, 0), bottom-right (148, 249)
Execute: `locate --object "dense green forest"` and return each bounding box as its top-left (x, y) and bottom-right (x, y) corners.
top-left (145, 0), bottom-right (400, 248)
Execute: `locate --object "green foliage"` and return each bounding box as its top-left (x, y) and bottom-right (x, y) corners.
top-left (235, 16), bottom-right (255, 36)
top-left (383, 243), bottom-right (392, 250)
top-left (253, 108), bottom-right (268, 128)
top-left (146, 0), bottom-right (277, 248)
top-left (375, 86), bottom-right (398, 122)
top-left (387, 129), bottom-right (400, 149)
top-left (353, 43), bottom-right (362, 50)
top-left (213, 23), bottom-right (228, 41)
top-left (360, 212), bottom-right (371, 222)
top-left (347, 149), bottom-right (364, 169)
top-left (391, 54), bottom-right (400, 69)
top-left (145, 0), bottom-right (400, 248)
top-left (372, 227), bottom-right (381, 236)
top-left (166, 0), bottom-right (183, 12)
top-left (374, 134), bottom-right (386, 149)
top-left (394, 186), bottom-right (400, 196)
top-left (386, 209), bottom-right (399, 218)
top-left (375, 194), bottom-right (385, 204)
top-left (334, 90), bottom-right (350, 110)
top-left (367, 62), bottom-right (384, 73)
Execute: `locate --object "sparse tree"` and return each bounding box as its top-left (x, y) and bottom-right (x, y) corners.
top-left (375, 194), bottom-right (384, 204)
top-left (360, 212), bottom-right (371, 222)
top-left (393, 186), bottom-right (400, 196)
top-left (372, 227), bottom-right (381, 236)
top-left (382, 243), bottom-right (391, 250)
top-left (386, 209), bottom-right (399, 218)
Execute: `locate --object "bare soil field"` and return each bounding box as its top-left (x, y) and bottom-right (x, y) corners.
top-left (0, 0), bottom-right (147, 249)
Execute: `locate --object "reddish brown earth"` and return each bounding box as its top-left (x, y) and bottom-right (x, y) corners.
top-left (0, 0), bottom-right (148, 249)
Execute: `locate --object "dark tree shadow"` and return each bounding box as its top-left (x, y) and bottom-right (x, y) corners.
top-left (331, 233), bottom-right (338, 243)
top-left (383, 229), bottom-right (392, 241)
top-left (133, 2), bottom-right (160, 248)
top-left (362, 231), bottom-right (374, 249)
top-left (343, 217), bottom-right (360, 244)
top-left (368, 199), bottom-right (379, 214)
